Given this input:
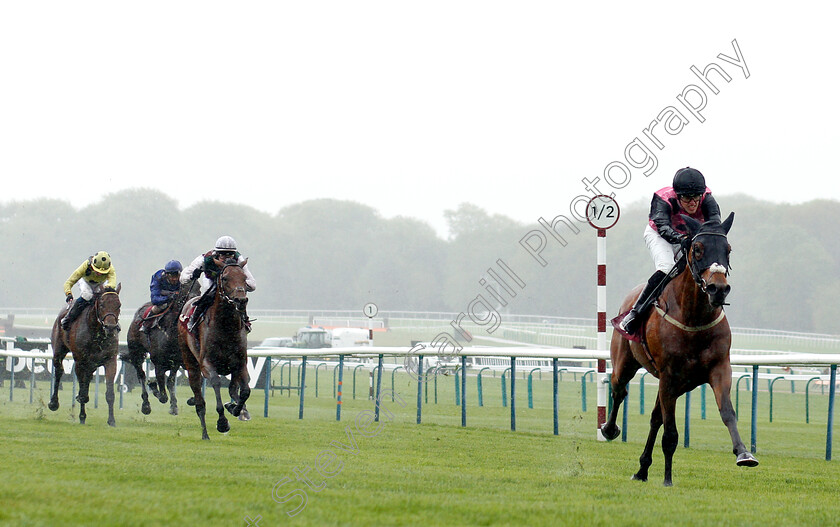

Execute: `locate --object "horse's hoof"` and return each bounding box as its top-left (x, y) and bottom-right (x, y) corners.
top-left (217, 419), bottom-right (230, 434)
top-left (169, 406), bottom-right (179, 416)
top-left (238, 409), bottom-right (251, 421)
top-left (631, 474), bottom-right (647, 482)
top-left (108, 420), bottom-right (116, 428)
top-left (737, 452), bottom-right (759, 467)
top-left (159, 394), bottom-right (168, 404)
top-left (663, 480), bottom-right (673, 487)
top-left (141, 402), bottom-right (152, 415)
top-left (187, 397), bottom-right (195, 406)
top-left (600, 423), bottom-right (621, 441)
top-left (48, 400), bottom-right (59, 412)
top-left (202, 432), bottom-right (210, 440)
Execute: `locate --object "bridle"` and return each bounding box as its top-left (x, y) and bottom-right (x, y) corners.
top-left (687, 231), bottom-right (730, 296)
top-left (216, 263), bottom-right (248, 313)
top-left (94, 291), bottom-right (121, 329)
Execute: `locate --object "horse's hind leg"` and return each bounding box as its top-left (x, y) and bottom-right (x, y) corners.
top-left (153, 365), bottom-right (168, 404)
top-left (105, 356), bottom-right (117, 427)
top-left (659, 392), bottom-right (679, 487)
top-left (633, 394), bottom-right (663, 482)
top-left (709, 364), bottom-right (758, 467)
top-left (183, 354), bottom-right (209, 439)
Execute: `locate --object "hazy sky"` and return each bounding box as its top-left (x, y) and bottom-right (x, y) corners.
top-left (1, 2), bottom-right (837, 237)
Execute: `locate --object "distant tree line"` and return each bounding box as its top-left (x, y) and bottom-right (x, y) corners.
top-left (1, 189), bottom-right (838, 334)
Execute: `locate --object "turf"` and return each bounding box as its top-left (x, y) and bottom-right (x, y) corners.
top-left (0, 372), bottom-right (837, 527)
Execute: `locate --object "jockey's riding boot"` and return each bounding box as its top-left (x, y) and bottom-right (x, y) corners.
top-left (187, 291), bottom-right (213, 333)
top-left (619, 270), bottom-right (668, 335)
top-left (61, 298), bottom-right (90, 331)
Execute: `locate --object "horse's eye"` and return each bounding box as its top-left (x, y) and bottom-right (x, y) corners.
top-left (693, 242), bottom-right (704, 260)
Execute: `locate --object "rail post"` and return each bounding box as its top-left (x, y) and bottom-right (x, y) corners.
top-left (751, 365), bottom-right (759, 454)
top-left (391, 366), bottom-right (403, 402)
top-left (298, 356), bottom-right (307, 419)
top-left (510, 357), bottom-right (516, 431)
top-left (314, 363), bottom-right (325, 398)
top-left (769, 376), bottom-right (786, 423)
top-left (501, 367), bottom-right (511, 408)
top-left (826, 364), bottom-right (836, 461)
top-left (477, 367), bottom-right (490, 407)
top-left (552, 358), bottom-right (559, 436)
top-left (527, 368), bottom-right (540, 409)
top-left (374, 354), bottom-right (384, 422)
top-left (806, 376), bottom-right (822, 424)
top-left (461, 355), bottom-right (467, 427)
top-left (336, 355), bottom-right (344, 421)
top-left (416, 355), bottom-right (423, 424)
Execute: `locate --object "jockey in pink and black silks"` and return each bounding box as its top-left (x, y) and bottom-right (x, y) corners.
top-left (180, 236), bottom-right (256, 332)
top-left (617, 167), bottom-right (721, 336)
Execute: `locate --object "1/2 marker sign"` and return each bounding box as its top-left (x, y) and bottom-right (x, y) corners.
top-left (586, 195), bottom-right (620, 230)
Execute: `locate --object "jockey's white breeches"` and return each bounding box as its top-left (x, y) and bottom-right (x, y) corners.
top-left (78, 279), bottom-right (98, 301)
top-left (644, 224), bottom-right (680, 273)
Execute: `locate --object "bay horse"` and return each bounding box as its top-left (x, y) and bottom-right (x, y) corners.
top-left (49, 284), bottom-right (122, 426)
top-left (123, 279), bottom-right (198, 415)
top-left (603, 212), bottom-right (758, 486)
top-left (178, 259), bottom-right (251, 440)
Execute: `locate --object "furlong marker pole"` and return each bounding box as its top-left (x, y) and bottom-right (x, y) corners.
top-left (596, 227), bottom-right (608, 441)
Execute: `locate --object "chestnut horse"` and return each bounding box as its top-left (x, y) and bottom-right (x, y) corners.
top-left (603, 212), bottom-right (758, 486)
top-left (178, 260), bottom-right (251, 440)
top-left (49, 284), bottom-right (122, 426)
top-left (123, 279), bottom-right (198, 416)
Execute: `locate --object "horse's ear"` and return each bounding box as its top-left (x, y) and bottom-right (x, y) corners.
top-left (681, 214), bottom-right (702, 237)
top-left (116, 283), bottom-right (121, 294)
top-left (241, 258), bottom-right (248, 266)
top-left (721, 212), bottom-right (735, 234)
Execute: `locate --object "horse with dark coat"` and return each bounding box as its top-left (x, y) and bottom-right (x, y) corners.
top-left (603, 212), bottom-right (758, 486)
top-left (49, 284), bottom-right (122, 426)
top-left (123, 280), bottom-right (198, 415)
top-left (178, 259), bottom-right (251, 440)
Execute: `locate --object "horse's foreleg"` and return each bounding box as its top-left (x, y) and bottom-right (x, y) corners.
top-left (632, 394), bottom-right (662, 482)
top-left (126, 348), bottom-right (152, 415)
top-left (166, 369), bottom-right (178, 415)
top-left (659, 392), bottom-right (679, 487)
top-left (710, 366), bottom-right (758, 467)
top-left (76, 371), bottom-right (91, 425)
top-left (48, 354), bottom-right (66, 412)
top-left (602, 338), bottom-right (640, 441)
top-left (154, 366), bottom-right (168, 404)
top-left (105, 357), bottom-right (117, 427)
top-left (208, 373), bottom-right (229, 434)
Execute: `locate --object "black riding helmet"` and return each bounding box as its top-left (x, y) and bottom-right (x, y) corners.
top-left (673, 167), bottom-right (706, 196)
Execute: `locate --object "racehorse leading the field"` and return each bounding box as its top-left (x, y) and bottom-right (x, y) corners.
top-left (49, 284), bottom-right (122, 426)
top-left (178, 259), bottom-right (251, 440)
top-left (123, 280), bottom-right (198, 416)
top-left (603, 212), bottom-right (758, 486)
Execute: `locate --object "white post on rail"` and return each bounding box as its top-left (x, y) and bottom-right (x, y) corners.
top-left (586, 194), bottom-right (620, 441)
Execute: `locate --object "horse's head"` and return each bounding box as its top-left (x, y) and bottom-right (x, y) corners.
top-left (218, 259), bottom-right (249, 311)
top-left (95, 283), bottom-right (122, 334)
top-left (682, 212), bottom-right (734, 308)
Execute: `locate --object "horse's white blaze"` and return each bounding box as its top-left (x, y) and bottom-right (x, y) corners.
top-left (709, 263), bottom-right (727, 275)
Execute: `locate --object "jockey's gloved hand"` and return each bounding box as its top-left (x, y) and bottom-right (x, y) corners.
top-left (66, 294), bottom-right (73, 303)
top-left (191, 268), bottom-right (202, 280)
top-left (679, 234), bottom-right (691, 251)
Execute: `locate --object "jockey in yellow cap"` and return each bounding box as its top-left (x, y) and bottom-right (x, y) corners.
top-left (61, 251), bottom-right (117, 330)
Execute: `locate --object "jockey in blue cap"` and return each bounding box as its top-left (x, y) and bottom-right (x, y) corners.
top-left (139, 260), bottom-right (183, 333)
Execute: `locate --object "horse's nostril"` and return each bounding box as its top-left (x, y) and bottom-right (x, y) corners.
top-left (724, 285), bottom-right (731, 295)
top-left (706, 284), bottom-right (717, 295)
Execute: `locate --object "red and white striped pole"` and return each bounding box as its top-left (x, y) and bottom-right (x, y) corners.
top-left (586, 195), bottom-right (619, 442)
top-left (596, 228), bottom-right (608, 441)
